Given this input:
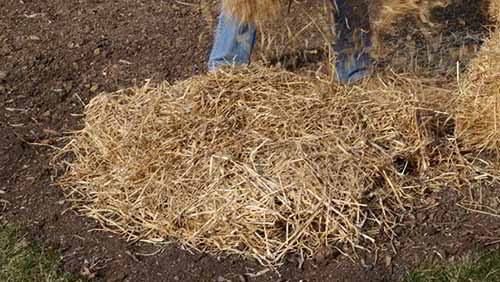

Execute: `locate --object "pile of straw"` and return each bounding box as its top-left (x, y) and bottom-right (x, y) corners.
top-left (56, 73), bottom-right (497, 267)
top-left (54, 1), bottom-right (500, 267)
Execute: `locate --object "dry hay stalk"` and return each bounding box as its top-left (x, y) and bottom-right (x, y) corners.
top-left (54, 63), bottom-right (500, 266)
top-left (455, 1), bottom-right (500, 157)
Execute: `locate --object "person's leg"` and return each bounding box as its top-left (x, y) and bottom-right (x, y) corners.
top-left (208, 1), bottom-right (373, 84)
top-left (208, 8), bottom-right (257, 72)
top-left (331, 0), bottom-right (374, 84)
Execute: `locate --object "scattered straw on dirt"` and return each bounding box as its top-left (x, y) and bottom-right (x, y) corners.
top-left (53, 0), bottom-right (500, 268)
top-left (55, 67), bottom-right (498, 266)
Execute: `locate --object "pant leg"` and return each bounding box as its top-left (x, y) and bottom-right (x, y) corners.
top-left (331, 0), bottom-right (374, 84)
top-left (208, 9), bottom-right (257, 72)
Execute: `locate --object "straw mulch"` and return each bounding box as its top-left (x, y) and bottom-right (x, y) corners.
top-left (55, 75), bottom-right (498, 266)
top-left (54, 1), bottom-right (500, 268)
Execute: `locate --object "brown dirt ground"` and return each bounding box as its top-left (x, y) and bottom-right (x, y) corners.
top-left (0, 0), bottom-right (499, 281)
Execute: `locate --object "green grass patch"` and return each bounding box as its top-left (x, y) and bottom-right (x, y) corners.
top-left (406, 248), bottom-right (500, 282)
top-left (0, 223), bottom-right (87, 282)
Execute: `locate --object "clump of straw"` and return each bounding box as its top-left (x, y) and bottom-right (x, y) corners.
top-left (222, 0), bottom-right (450, 63)
top-left (372, 0), bottom-right (448, 28)
top-left (222, 0), bottom-right (282, 23)
top-left (455, 1), bottom-right (500, 158)
top-left (222, 0), bottom-right (447, 24)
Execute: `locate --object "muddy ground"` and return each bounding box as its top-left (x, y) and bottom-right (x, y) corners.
top-left (1, 0), bottom-right (499, 281)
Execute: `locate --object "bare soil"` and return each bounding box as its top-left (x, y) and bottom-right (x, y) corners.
top-left (1, 0), bottom-right (498, 281)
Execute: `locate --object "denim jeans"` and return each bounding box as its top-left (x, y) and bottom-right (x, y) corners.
top-left (208, 9), bottom-right (257, 72)
top-left (208, 0), bottom-right (373, 84)
top-left (331, 0), bottom-right (373, 83)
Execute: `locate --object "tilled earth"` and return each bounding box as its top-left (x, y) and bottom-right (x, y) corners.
top-left (1, 0), bottom-right (499, 281)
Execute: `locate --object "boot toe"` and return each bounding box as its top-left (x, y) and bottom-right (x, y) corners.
top-left (335, 52), bottom-right (374, 85)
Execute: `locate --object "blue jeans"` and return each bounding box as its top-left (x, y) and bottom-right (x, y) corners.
top-left (208, 9), bottom-right (257, 72)
top-left (208, 0), bottom-right (373, 84)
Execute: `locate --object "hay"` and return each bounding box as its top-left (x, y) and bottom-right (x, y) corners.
top-left (223, 0), bottom-right (447, 25)
top-left (222, 0), bottom-right (282, 23)
top-left (222, 0), bottom-right (450, 62)
top-left (53, 0), bottom-right (500, 268)
top-left (371, 0), bottom-right (448, 28)
top-left (455, 1), bottom-right (500, 157)
top-left (55, 63), bottom-right (499, 266)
